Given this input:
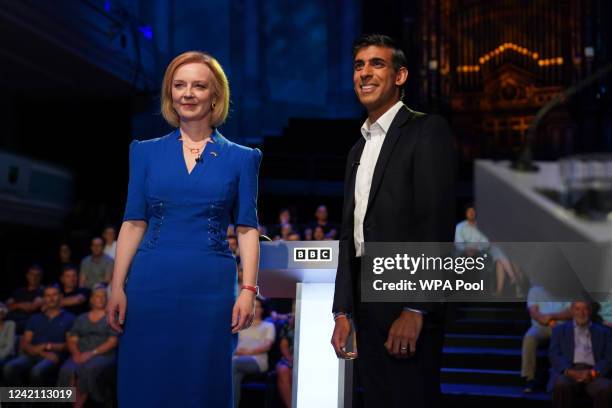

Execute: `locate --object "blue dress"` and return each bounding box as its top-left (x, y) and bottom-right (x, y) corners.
top-left (117, 129), bottom-right (261, 407)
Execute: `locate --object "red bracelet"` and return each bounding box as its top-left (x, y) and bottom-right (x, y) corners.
top-left (241, 285), bottom-right (259, 295)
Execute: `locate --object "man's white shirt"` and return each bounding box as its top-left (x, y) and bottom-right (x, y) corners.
top-left (353, 101), bottom-right (404, 257)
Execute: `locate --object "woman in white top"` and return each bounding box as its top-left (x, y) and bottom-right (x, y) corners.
top-left (0, 302), bottom-right (16, 371)
top-left (232, 297), bottom-right (275, 407)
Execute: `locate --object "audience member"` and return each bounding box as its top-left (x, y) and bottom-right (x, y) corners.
top-left (59, 243), bottom-right (73, 268)
top-left (271, 209), bottom-right (292, 239)
top-left (278, 208), bottom-right (291, 225)
top-left (549, 301), bottom-right (612, 408)
top-left (102, 226), bottom-right (117, 259)
top-left (3, 285), bottom-right (75, 385)
top-left (79, 237), bottom-right (114, 289)
top-left (309, 205), bottom-right (337, 239)
top-left (6, 265), bottom-right (44, 333)
top-left (0, 302), bottom-right (16, 376)
top-left (313, 225), bottom-right (326, 241)
top-left (287, 232), bottom-right (301, 241)
top-left (454, 204), bottom-right (520, 296)
top-left (57, 266), bottom-right (90, 316)
top-left (303, 228), bottom-right (313, 241)
top-left (522, 285), bottom-right (571, 392)
top-left (232, 297), bottom-right (275, 408)
top-left (279, 223), bottom-right (294, 241)
top-left (58, 284), bottom-right (117, 407)
top-left (276, 310), bottom-right (295, 408)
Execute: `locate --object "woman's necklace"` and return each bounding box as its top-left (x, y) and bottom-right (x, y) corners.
top-left (181, 140), bottom-right (206, 154)
top-left (180, 137), bottom-right (210, 156)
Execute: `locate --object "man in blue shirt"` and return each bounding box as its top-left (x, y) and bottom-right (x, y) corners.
top-left (3, 285), bottom-right (75, 385)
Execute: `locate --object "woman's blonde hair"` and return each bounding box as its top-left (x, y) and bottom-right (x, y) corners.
top-left (160, 51), bottom-right (230, 128)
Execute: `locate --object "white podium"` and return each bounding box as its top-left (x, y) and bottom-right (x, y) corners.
top-left (259, 240), bottom-right (352, 408)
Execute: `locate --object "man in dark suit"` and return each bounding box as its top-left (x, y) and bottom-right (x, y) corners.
top-left (549, 301), bottom-right (612, 408)
top-left (330, 34), bottom-right (455, 408)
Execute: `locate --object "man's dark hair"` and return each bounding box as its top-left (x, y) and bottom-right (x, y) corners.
top-left (44, 283), bottom-right (61, 293)
top-left (28, 264), bottom-right (44, 275)
top-left (463, 202), bottom-right (475, 213)
top-left (352, 34), bottom-right (408, 99)
top-left (61, 264), bottom-right (78, 275)
top-left (352, 34), bottom-right (408, 72)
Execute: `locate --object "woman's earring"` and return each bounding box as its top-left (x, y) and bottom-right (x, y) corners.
top-left (211, 101), bottom-right (216, 109)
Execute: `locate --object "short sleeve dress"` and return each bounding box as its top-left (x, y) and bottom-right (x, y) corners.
top-left (117, 129), bottom-right (262, 408)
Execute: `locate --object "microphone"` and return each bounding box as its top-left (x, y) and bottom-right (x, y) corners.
top-left (195, 156), bottom-right (202, 163)
top-left (352, 161), bottom-right (360, 168)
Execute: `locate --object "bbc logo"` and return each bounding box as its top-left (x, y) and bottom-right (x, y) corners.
top-left (293, 247), bottom-right (332, 262)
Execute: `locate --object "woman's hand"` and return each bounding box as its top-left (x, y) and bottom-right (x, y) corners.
top-left (106, 288), bottom-right (127, 333)
top-left (231, 290), bottom-right (255, 334)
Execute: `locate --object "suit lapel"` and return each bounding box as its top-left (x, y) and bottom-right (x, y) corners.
top-left (567, 323), bottom-right (575, 362)
top-left (343, 139), bottom-right (365, 225)
top-left (365, 105), bottom-right (414, 216)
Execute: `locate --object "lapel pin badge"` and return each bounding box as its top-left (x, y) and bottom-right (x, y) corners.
top-left (210, 152), bottom-right (218, 157)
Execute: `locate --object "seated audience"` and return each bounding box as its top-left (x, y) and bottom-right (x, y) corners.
top-left (3, 285), bottom-right (75, 385)
top-left (287, 232), bottom-right (301, 241)
top-left (102, 225), bottom-right (117, 259)
top-left (270, 208), bottom-right (292, 239)
top-left (522, 285), bottom-right (571, 392)
top-left (454, 204), bottom-right (520, 295)
top-left (303, 228), bottom-right (313, 241)
top-left (57, 265), bottom-right (90, 316)
top-left (549, 301), bottom-right (612, 408)
top-left (0, 302), bottom-right (16, 376)
top-left (79, 237), bottom-right (114, 289)
top-left (309, 205), bottom-right (337, 239)
top-left (6, 265), bottom-right (44, 333)
top-left (279, 223), bottom-right (294, 241)
top-left (276, 310), bottom-right (295, 408)
top-left (58, 284), bottom-right (117, 408)
top-left (313, 225), bottom-right (326, 241)
top-left (233, 297), bottom-right (275, 408)
top-left (56, 243), bottom-right (74, 276)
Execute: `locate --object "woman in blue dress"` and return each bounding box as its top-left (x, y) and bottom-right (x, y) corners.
top-left (106, 51), bottom-right (262, 407)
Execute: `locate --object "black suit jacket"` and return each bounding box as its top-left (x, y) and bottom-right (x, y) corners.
top-left (332, 105), bottom-right (456, 319)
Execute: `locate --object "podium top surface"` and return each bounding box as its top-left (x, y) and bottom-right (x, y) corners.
top-left (258, 241), bottom-right (338, 298)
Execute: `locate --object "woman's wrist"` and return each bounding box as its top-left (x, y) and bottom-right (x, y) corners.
top-left (241, 284), bottom-right (259, 295)
top-left (111, 281), bottom-right (125, 292)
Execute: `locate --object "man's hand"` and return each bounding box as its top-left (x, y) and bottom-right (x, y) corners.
top-left (331, 316), bottom-right (352, 359)
top-left (385, 310), bottom-right (423, 358)
top-left (566, 368), bottom-right (591, 383)
top-left (41, 352), bottom-right (59, 363)
top-left (30, 344), bottom-right (46, 357)
top-left (80, 351), bottom-right (94, 363)
top-left (575, 369), bottom-right (592, 383)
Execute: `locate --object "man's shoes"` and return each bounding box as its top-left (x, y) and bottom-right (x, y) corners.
top-left (523, 378), bottom-right (537, 393)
